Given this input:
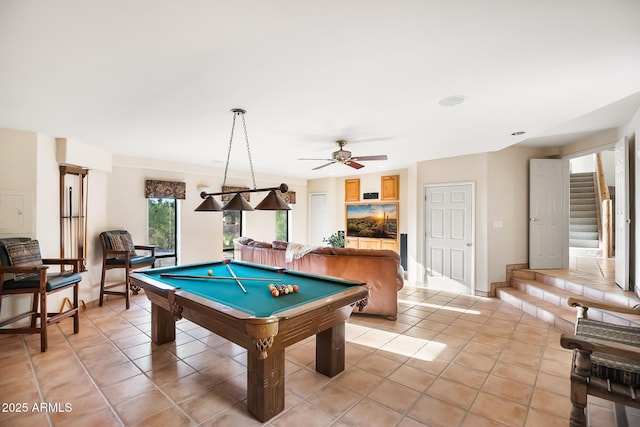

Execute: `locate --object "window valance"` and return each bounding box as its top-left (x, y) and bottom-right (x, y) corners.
top-left (145, 180), bottom-right (186, 199)
top-left (281, 191), bottom-right (296, 204)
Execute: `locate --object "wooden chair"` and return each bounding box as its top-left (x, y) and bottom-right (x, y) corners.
top-left (560, 296), bottom-right (640, 426)
top-left (0, 238), bottom-right (82, 352)
top-left (99, 230), bottom-right (155, 309)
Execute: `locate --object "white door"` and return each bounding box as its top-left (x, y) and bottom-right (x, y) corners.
top-left (309, 193), bottom-right (329, 246)
top-left (615, 137), bottom-right (630, 290)
top-left (424, 183), bottom-right (474, 294)
top-left (529, 159), bottom-right (567, 269)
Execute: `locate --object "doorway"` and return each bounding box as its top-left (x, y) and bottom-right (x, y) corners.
top-left (567, 144), bottom-right (629, 290)
top-left (529, 139), bottom-right (632, 291)
top-left (423, 183), bottom-right (475, 294)
top-left (309, 193), bottom-right (329, 246)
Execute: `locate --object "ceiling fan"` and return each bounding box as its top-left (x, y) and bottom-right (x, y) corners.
top-left (299, 140), bottom-right (388, 170)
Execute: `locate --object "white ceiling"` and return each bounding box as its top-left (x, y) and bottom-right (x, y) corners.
top-left (1, 1), bottom-right (640, 179)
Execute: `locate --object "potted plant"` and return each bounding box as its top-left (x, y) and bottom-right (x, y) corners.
top-left (323, 231), bottom-right (345, 248)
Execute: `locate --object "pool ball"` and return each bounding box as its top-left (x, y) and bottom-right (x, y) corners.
top-left (271, 289), bottom-right (279, 297)
top-left (207, 269), bottom-right (213, 276)
top-left (292, 285), bottom-right (299, 292)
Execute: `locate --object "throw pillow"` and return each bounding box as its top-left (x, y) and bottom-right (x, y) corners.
top-left (108, 233), bottom-right (137, 259)
top-left (5, 240), bottom-right (43, 280)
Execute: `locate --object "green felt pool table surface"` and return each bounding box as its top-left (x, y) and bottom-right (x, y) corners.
top-left (137, 260), bottom-right (365, 318)
top-left (130, 259), bottom-right (369, 422)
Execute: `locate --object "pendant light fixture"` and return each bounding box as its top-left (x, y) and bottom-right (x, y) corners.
top-left (195, 108), bottom-right (291, 212)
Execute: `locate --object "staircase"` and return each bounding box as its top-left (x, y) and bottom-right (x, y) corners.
top-left (569, 172), bottom-right (599, 252)
top-left (497, 269), bottom-right (640, 334)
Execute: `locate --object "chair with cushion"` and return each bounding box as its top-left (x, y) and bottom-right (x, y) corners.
top-left (99, 230), bottom-right (156, 309)
top-left (0, 238), bottom-right (82, 352)
top-left (560, 296), bottom-right (640, 426)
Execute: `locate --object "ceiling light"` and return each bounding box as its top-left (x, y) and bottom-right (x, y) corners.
top-left (438, 95), bottom-right (467, 107)
top-left (195, 108), bottom-right (291, 212)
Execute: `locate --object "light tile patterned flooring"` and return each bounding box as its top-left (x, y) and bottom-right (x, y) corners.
top-left (0, 283), bottom-right (631, 427)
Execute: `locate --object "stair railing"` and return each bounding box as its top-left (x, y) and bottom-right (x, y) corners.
top-left (595, 153), bottom-right (613, 257)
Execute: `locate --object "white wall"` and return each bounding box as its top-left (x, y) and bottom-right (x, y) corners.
top-left (570, 153), bottom-right (596, 173)
top-left (416, 153), bottom-right (489, 291)
top-left (308, 167), bottom-right (417, 272)
top-left (108, 156), bottom-right (308, 264)
top-left (0, 129), bottom-right (39, 319)
top-left (2, 99), bottom-right (638, 312)
top-left (0, 128), bottom-right (37, 237)
top-left (487, 145), bottom-right (547, 284)
top-left (0, 129), bottom-right (110, 320)
top-left (306, 177), bottom-right (338, 243)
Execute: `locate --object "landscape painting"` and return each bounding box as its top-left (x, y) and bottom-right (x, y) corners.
top-left (346, 203), bottom-right (398, 239)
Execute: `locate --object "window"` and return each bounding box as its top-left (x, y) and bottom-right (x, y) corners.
top-left (223, 211), bottom-right (242, 252)
top-left (148, 198), bottom-right (177, 267)
top-left (275, 210), bottom-right (289, 241)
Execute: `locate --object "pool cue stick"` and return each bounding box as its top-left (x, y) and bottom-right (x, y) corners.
top-left (160, 273), bottom-right (280, 281)
top-left (68, 186), bottom-right (73, 261)
top-left (224, 263), bottom-right (247, 294)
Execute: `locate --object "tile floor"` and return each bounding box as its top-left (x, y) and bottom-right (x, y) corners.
top-left (0, 284), bottom-right (634, 427)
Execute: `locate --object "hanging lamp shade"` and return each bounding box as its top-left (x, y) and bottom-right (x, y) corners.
top-left (195, 196), bottom-right (223, 211)
top-left (255, 190), bottom-right (291, 210)
top-left (223, 193), bottom-right (254, 211)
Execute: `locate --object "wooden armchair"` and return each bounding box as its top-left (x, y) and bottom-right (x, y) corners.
top-left (99, 230), bottom-right (155, 309)
top-left (0, 238), bottom-right (82, 352)
top-left (560, 296), bottom-right (640, 426)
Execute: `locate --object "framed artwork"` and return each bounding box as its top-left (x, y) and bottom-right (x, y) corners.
top-left (345, 202), bottom-right (398, 239)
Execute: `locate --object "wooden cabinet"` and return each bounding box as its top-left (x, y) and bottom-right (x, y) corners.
top-left (345, 237), bottom-right (359, 248)
top-left (345, 178), bottom-right (360, 202)
top-left (358, 238), bottom-right (381, 250)
top-left (381, 175), bottom-right (399, 200)
top-left (344, 237), bottom-right (398, 253)
top-left (380, 239), bottom-right (398, 252)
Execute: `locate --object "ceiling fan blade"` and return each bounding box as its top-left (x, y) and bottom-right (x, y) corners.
top-left (312, 162), bottom-right (336, 170)
top-left (299, 158), bottom-right (334, 161)
top-left (350, 155), bottom-right (388, 161)
top-left (346, 161), bottom-right (365, 169)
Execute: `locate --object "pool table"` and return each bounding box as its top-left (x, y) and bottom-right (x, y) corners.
top-left (129, 259), bottom-right (368, 422)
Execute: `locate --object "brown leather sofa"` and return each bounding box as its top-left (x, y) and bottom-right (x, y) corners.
top-left (234, 237), bottom-right (404, 320)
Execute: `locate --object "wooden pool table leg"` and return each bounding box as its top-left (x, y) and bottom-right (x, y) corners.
top-left (247, 348), bottom-right (285, 422)
top-left (151, 303), bottom-right (176, 344)
top-left (316, 322), bottom-right (346, 377)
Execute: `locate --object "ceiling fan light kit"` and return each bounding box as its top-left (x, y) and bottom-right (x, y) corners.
top-left (299, 139), bottom-right (388, 170)
top-left (194, 108), bottom-right (291, 212)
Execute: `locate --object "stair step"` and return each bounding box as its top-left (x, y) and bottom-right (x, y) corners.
top-left (570, 224), bottom-right (598, 232)
top-left (498, 270), bottom-right (640, 333)
top-left (497, 288), bottom-right (575, 334)
top-left (569, 231), bottom-right (598, 240)
top-left (571, 187), bottom-right (595, 194)
top-left (570, 217), bottom-right (597, 225)
top-left (571, 172), bottom-right (594, 179)
top-left (570, 204), bottom-right (596, 211)
top-left (570, 196), bottom-right (595, 202)
top-left (512, 269), bottom-right (536, 280)
top-left (570, 239), bottom-right (599, 248)
top-left (570, 211), bottom-right (597, 219)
